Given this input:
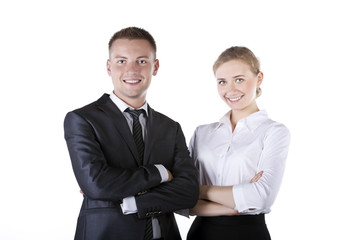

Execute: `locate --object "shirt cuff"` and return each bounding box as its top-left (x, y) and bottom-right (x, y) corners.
top-left (120, 196), bottom-right (138, 214)
top-left (154, 164), bottom-right (169, 183)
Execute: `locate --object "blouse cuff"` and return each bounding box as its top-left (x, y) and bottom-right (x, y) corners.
top-left (232, 184), bottom-right (250, 213)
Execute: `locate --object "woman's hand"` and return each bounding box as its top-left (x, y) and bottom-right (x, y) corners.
top-left (190, 200), bottom-right (241, 217)
top-left (250, 171), bottom-right (263, 183)
top-left (192, 171), bottom-right (264, 216)
top-left (199, 185), bottom-right (209, 199)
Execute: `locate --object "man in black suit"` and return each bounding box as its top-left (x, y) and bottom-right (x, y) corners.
top-left (64, 27), bottom-right (198, 240)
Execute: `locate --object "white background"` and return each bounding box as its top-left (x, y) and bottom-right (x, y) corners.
top-left (1, 0), bottom-right (359, 239)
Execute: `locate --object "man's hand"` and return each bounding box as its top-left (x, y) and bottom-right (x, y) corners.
top-left (166, 169), bottom-right (174, 182)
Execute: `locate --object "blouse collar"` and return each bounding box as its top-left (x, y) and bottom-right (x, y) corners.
top-left (218, 110), bottom-right (268, 132)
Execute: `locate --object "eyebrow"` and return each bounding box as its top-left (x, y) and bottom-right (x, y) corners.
top-left (217, 74), bottom-right (245, 81)
top-left (113, 55), bottom-right (150, 59)
top-left (232, 74), bottom-right (245, 78)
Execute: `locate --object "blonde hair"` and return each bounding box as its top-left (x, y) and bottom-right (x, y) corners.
top-left (213, 46), bottom-right (262, 97)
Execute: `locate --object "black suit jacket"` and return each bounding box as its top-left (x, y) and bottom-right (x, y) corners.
top-left (64, 94), bottom-right (198, 240)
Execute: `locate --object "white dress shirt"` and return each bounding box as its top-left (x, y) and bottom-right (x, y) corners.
top-left (109, 92), bottom-right (169, 183)
top-left (189, 110), bottom-right (290, 215)
top-left (110, 92), bottom-right (168, 239)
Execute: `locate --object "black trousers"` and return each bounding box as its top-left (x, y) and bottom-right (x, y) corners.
top-left (187, 214), bottom-right (271, 240)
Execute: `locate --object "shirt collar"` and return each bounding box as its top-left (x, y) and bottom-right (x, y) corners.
top-left (218, 110), bottom-right (268, 132)
top-left (109, 92), bottom-right (148, 116)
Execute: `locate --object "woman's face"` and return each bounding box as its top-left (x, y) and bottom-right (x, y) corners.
top-left (215, 59), bottom-right (263, 113)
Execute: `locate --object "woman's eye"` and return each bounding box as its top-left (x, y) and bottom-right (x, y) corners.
top-left (236, 78), bottom-right (244, 83)
top-left (218, 80), bottom-right (226, 85)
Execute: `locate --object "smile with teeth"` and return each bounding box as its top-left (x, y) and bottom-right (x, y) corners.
top-left (227, 96), bottom-right (243, 102)
top-left (124, 79), bottom-right (141, 84)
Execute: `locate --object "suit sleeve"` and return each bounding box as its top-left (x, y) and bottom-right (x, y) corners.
top-left (64, 111), bottom-right (162, 201)
top-left (135, 123), bottom-right (199, 218)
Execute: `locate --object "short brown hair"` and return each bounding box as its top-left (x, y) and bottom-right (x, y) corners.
top-left (213, 46), bottom-right (262, 97)
top-left (108, 27), bottom-right (157, 57)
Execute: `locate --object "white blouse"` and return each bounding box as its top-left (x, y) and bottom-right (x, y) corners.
top-left (189, 110), bottom-right (290, 215)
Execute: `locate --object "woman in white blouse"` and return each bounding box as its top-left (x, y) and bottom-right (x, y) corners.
top-left (187, 46), bottom-right (290, 240)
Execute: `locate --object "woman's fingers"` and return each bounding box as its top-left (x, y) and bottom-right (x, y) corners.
top-left (250, 171), bottom-right (263, 183)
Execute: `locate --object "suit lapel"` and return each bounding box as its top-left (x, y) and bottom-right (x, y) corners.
top-left (144, 105), bottom-right (158, 165)
top-left (96, 94), bottom-right (141, 165)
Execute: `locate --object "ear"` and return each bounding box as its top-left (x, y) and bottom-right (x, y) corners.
top-left (257, 71), bottom-right (264, 87)
top-left (106, 59), bottom-right (111, 76)
top-left (152, 59), bottom-right (160, 76)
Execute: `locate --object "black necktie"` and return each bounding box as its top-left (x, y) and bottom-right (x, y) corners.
top-left (126, 108), bottom-right (145, 161)
top-left (125, 108), bottom-right (153, 240)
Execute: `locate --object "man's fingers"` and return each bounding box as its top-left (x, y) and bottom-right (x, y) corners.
top-left (167, 169), bottom-right (174, 181)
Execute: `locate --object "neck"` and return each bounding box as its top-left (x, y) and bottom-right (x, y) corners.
top-left (230, 104), bottom-right (259, 131)
top-left (127, 100), bottom-right (146, 109)
top-left (113, 92), bottom-right (146, 109)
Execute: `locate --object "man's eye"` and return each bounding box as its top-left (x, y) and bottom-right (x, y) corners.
top-left (138, 60), bottom-right (146, 64)
top-left (236, 78), bottom-right (244, 83)
top-left (117, 60), bottom-right (125, 64)
top-left (218, 80), bottom-right (226, 85)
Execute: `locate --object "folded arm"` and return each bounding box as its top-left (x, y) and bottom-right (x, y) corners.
top-left (192, 172), bottom-right (263, 216)
top-left (190, 200), bottom-right (239, 217)
top-left (134, 123), bottom-right (199, 218)
top-left (64, 111), bottom-right (163, 200)
top-left (232, 125), bottom-right (290, 213)
top-left (192, 124), bottom-right (290, 216)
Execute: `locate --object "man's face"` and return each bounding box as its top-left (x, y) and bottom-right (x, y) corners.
top-left (107, 39), bottom-right (159, 108)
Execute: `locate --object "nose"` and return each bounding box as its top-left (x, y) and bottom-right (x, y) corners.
top-left (225, 81), bottom-right (236, 91)
top-left (126, 61), bottom-right (140, 73)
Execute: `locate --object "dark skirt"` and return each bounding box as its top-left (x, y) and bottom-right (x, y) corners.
top-left (187, 214), bottom-right (271, 240)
